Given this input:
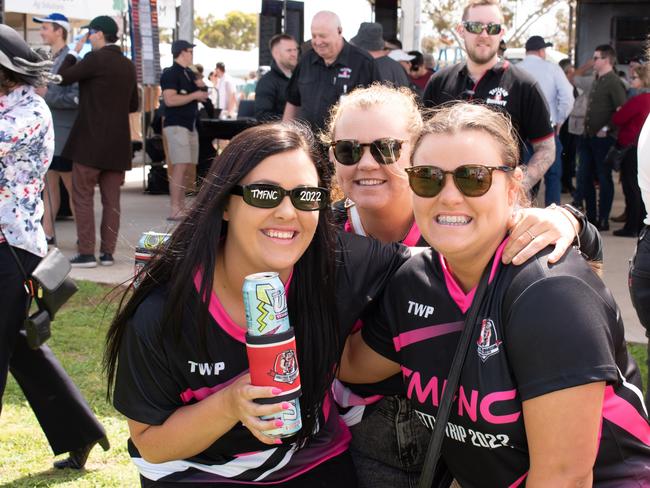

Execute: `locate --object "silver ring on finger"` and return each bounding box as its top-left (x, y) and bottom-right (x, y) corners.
top-left (525, 229), bottom-right (536, 241)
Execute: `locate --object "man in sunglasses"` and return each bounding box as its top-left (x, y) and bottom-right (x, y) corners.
top-left (423, 0), bottom-right (556, 194)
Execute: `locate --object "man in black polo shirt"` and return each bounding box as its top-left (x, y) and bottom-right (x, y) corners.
top-left (423, 0), bottom-right (555, 192)
top-left (283, 11), bottom-right (380, 131)
top-left (255, 34), bottom-right (298, 121)
top-left (160, 40), bottom-right (208, 220)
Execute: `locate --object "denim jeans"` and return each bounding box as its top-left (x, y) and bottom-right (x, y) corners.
top-left (543, 135), bottom-right (563, 206)
top-left (629, 226), bottom-right (650, 410)
top-left (349, 396), bottom-right (430, 488)
top-left (577, 135), bottom-right (615, 223)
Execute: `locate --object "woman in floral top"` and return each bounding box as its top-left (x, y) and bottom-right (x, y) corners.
top-left (0, 24), bottom-right (108, 471)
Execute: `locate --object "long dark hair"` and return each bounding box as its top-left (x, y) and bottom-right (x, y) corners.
top-left (104, 122), bottom-right (339, 446)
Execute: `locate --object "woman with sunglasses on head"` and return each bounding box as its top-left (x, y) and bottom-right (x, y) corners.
top-left (340, 102), bottom-right (650, 487)
top-left (323, 84), bottom-right (603, 488)
top-left (104, 122), bottom-right (412, 487)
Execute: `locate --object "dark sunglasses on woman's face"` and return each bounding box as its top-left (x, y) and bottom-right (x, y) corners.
top-left (462, 21), bottom-right (503, 35)
top-left (331, 138), bottom-right (404, 166)
top-left (230, 183), bottom-right (329, 211)
top-left (404, 164), bottom-right (514, 198)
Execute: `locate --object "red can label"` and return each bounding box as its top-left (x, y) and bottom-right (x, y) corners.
top-left (246, 328), bottom-right (301, 399)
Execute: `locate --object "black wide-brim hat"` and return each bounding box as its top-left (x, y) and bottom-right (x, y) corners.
top-left (0, 24), bottom-right (42, 77)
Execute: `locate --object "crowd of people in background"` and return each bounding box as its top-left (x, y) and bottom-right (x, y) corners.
top-left (1, 0), bottom-right (650, 485)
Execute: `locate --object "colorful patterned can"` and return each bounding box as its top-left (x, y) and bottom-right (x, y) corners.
top-left (134, 231), bottom-right (170, 287)
top-left (243, 272), bottom-right (302, 438)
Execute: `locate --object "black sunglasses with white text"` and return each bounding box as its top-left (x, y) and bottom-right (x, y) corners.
top-left (405, 164), bottom-right (514, 198)
top-left (230, 184), bottom-right (329, 211)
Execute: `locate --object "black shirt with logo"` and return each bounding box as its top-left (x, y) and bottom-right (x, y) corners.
top-left (363, 242), bottom-right (650, 487)
top-left (113, 231), bottom-right (409, 484)
top-left (160, 62), bottom-right (199, 131)
top-left (286, 41), bottom-right (380, 131)
top-left (423, 61), bottom-right (554, 145)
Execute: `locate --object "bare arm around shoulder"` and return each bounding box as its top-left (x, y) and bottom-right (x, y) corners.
top-left (523, 382), bottom-right (605, 487)
top-left (127, 374), bottom-right (286, 463)
top-left (523, 136), bottom-right (556, 189)
top-left (338, 332), bottom-right (401, 384)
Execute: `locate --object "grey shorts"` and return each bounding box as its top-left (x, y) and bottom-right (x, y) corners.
top-left (163, 126), bottom-right (198, 165)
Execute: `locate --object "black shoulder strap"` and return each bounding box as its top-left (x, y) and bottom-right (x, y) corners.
top-left (417, 264), bottom-right (492, 488)
top-left (1, 228), bottom-right (36, 315)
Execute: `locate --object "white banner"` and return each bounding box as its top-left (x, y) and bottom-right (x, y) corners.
top-left (5, 0), bottom-right (125, 19)
top-left (157, 0), bottom-right (175, 29)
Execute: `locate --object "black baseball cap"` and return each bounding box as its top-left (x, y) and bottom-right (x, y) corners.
top-left (172, 40), bottom-right (195, 57)
top-left (81, 15), bottom-right (119, 36)
top-left (525, 35), bottom-right (552, 51)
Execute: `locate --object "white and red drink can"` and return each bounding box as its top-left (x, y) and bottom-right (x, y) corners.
top-left (134, 231), bottom-right (170, 287)
top-left (243, 272), bottom-right (302, 437)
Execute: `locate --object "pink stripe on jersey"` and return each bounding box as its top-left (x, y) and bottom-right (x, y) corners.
top-left (402, 220), bottom-right (422, 247)
top-left (180, 370), bottom-right (248, 403)
top-left (392, 321), bottom-right (464, 351)
top-left (439, 238), bottom-right (509, 313)
top-left (344, 219), bottom-right (353, 233)
top-left (508, 471), bottom-right (528, 487)
top-left (193, 270), bottom-right (293, 344)
top-left (602, 385), bottom-right (650, 445)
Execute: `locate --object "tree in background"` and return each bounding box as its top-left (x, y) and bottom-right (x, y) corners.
top-left (195, 11), bottom-right (258, 50)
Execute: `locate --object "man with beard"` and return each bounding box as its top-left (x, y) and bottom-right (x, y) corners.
top-left (255, 34), bottom-right (298, 121)
top-left (423, 0), bottom-right (555, 192)
top-left (283, 11), bottom-right (379, 131)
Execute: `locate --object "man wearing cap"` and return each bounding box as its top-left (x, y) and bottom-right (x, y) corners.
top-left (350, 22), bottom-right (410, 88)
top-left (160, 40), bottom-right (208, 219)
top-left (255, 34), bottom-right (298, 121)
top-left (518, 35), bottom-right (574, 205)
top-left (423, 0), bottom-right (555, 192)
top-left (283, 11), bottom-right (380, 131)
top-left (33, 13), bottom-right (78, 243)
top-left (57, 15), bottom-right (138, 268)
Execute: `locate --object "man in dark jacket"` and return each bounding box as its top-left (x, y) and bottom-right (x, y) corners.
top-left (255, 34), bottom-right (298, 121)
top-left (58, 15), bottom-right (138, 268)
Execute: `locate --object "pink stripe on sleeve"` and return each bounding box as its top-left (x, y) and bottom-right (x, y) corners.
top-left (602, 385), bottom-right (650, 445)
top-left (508, 471), bottom-right (528, 487)
top-left (392, 321), bottom-right (464, 351)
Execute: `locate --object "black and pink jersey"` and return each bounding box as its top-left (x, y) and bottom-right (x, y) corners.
top-left (113, 232), bottom-right (408, 484)
top-left (363, 241), bottom-right (650, 487)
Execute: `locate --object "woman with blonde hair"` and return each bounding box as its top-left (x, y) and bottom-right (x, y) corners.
top-left (340, 102), bottom-right (650, 486)
top-left (324, 84), bottom-right (603, 486)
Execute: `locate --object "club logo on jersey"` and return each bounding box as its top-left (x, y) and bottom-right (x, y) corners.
top-left (477, 318), bottom-right (502, 362)
top-left (486, 87), bottom-right (508, 107)
top-left (269, 349), bottom-right (299, 384)
top-left (338, 67), bottom-right (352, 79)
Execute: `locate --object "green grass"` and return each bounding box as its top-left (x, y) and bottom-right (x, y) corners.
top-left (0, 281), bottom-right (138, 487)
top-left (0, 281), bottom-right (647, 487)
